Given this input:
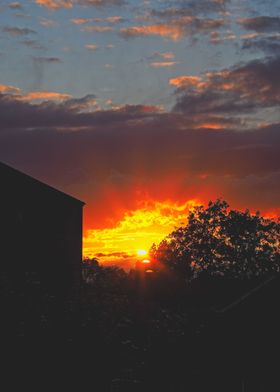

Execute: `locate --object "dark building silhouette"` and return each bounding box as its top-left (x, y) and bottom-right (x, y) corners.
top-left (0, 161), bottom-right (84, 301)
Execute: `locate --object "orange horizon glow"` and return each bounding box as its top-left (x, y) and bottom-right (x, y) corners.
top-left (83, 199), bottom-right (201, 270)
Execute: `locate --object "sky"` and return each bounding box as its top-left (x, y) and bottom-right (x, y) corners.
top-left (0, 0), bottom-right (280, 269)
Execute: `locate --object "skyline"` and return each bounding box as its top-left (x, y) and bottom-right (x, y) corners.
top-left (1, 0), bottom-right (279, 268)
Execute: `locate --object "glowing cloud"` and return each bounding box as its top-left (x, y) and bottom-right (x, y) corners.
top-left (120, 24), bottom-right (185, 41)
top-left (35, 0), bottom-right (73, 10)
top-left (150, 61), bottom-right (178, 68)
top-left (19, 91), bottom-right (72, 101)
top-left (83, 199), bottom-right (201, 269)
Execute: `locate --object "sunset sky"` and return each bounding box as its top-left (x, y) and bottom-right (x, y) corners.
top-left (0, 0), bottom-right (279, 269)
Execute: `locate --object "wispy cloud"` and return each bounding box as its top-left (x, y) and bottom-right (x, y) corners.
top-left (81, 26), bottom-right (114, 33)
top-left (71, 16), bottom-right (124, 25)
top-left (120, 24), bottom-right (185, 41)
top-left (8, 2), bottom-right (23, 9)
top-left (35, 0), bottom-right (124, 10)
top-left (238, 16), bottom-right (280, 33)
top-left (38, 17), bottom-right (57, 28)
top-left (152, 52), bottom-right (175, 60)
top-left (150, 61), bottom-right (178, 68)
top-left (84, 44), bottom-right (99, 50)
top-left (0, 84), bottom-right (21, 93)
top-left (33, 56), bottom-right (62, 63)
top-left (2, 26), bottom-right (37, 36)
top-left (18, 91), bottom-right (72, 101)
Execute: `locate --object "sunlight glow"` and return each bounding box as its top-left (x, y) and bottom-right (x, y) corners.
top-left (137, 249), bottom-right (147, 256)
top-left (142, 259), bottom-right (151, 264)
top-left (83, 199), bottom-right (202, 270)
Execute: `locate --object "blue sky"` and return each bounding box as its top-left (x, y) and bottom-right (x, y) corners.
top-left (1, 0), bottom-right (278, 108)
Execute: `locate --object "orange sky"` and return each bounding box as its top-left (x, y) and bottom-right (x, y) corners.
top-left (83, 199), bottom-right (201, 269)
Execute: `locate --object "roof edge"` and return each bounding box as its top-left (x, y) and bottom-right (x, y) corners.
top-left (0, 161), bottom-right (85, 206)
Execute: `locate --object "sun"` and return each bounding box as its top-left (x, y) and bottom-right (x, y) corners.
top-left (137, 249), bottom-right (147, 256)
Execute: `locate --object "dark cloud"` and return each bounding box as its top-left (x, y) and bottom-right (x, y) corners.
top-left (21, 40), bottom-right (47, 51)
top-left (173, 55), bottom-right (280, 123)
top-left (77, 0), bottom-right (124, 5)
top-left (241, 35), bottom-right (280, 55)
top-left (152, 0), bottom-right (230, 18)
top-left (238, 16), bottom-right (280, 33)
top-left (2, 26), bottom-right (36, 36)
top-left (33, 56), bottom-right (62, 64)
top-left (0, 86), bottom-right (279, 225)
top-left (8, 2), bottom-right (23, 9)
top-left (0, 50), bottom-right (279, 224)
top-left (35, 0), bottom-right (124, 9)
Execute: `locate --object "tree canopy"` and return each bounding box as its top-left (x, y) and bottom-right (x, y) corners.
top-left (150, 200), bottom-right (280, 280)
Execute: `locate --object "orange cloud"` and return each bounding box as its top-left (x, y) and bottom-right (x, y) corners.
top-left (0, 84), bottom-right (21, 94)
top-left (150, 61), bottom-right (178, 68)
top-left (196, 122), bottom-right (226, 130)
top-left (35, 0), bottom-right (73, 10)
top-left (155, 52), bottom-right (175, 59)
top-left (71, 18), bottom-right (90, 25)
top-left (83, 199), bottom-right (201, 269)
top-left (120, 24), bottom-right (185, 41)
top-left (169, 75), bottom-right (203, 88)
top-left (18, 91), bottom-right (72, 101)
top-left (71, 16), bottom-right (124, 25)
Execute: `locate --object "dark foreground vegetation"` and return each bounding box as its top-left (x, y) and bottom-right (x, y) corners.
top-left (1, 201), bottom-right (280, 391)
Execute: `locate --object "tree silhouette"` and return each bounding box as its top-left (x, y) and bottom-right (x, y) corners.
top-left (150, 200), bottom-right (280, 280)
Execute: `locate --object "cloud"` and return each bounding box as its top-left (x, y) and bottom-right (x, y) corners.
top-left (35, 0), bottom-right (124, 10)
top-left (8, 2), bottom-right (23, 9)
top-left (151, 0), bottom-right (230, 19)
top-left (21, 40), bottom-right (47, 50)
top-left (71, 16), bottom-right (124, 24)
top-left (120, 24), bottom-right (185, 41)
top-left (84, 44), bottom-right (99, 50)
top-left (150, 61), bottom-right (178, 68)
top-left (70, 18), bottom-right (89, 25)
top-left (2, 26), bottom-right (37, 36)
top-left (0, 90), bottom-right (279, 228)
top-left (81, 26), bottom-right (114, 33)
top-left (84, 200), bottom-right (200, 265)
top-left (171, 55), bottom-right (280, 125)
top-left (153, 52), bottom-right (175, 59)
top-left (120, 17), bottom-right (226, 41)
top-left (33, 56), bottom-right (62, 63)
top-left (18, 91), bottom-right (72, 101)
top-left (0, 56), bottom-right (279, 261)
top-left (241, 34), bottom-right (280, 55)
top-left (35, 0), bottom-right (73, 9)
top-left (238, 16), bottom-right (280, 33)
top-left (39, 17), bottom-right (56, 27)
top-left (169, 75), bottom-right (203, 88)
top-left (0, 84), bottom-right (21, 93)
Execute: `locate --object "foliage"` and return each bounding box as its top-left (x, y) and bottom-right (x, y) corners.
top-left (150, 200), bottom-right (280, 280)
top-left (82, 257), bottom-right (128, 291)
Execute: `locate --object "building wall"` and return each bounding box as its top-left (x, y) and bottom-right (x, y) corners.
top-left (0, 163), bottom-right (83, 299)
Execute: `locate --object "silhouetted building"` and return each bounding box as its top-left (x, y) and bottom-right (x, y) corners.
top-left (0, 161), bottom-right (84, 300)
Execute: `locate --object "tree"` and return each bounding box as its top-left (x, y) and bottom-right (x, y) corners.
top-left (150, 200), bottom-right (280, 280)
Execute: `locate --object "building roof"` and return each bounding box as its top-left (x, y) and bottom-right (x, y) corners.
top-left (0, 161), bottom-right (85, 206)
